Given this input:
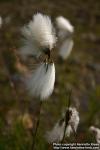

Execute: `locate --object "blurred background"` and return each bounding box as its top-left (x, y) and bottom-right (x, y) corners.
top-left (0, 0), bottom-right (100, 149)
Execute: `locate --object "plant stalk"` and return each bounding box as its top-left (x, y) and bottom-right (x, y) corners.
top-left (31, 100), bottom-right (42, 150)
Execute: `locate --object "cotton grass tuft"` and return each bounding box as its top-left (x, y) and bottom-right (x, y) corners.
top-left (56, 16), bottom-right (74, 60)
top-left (56, 16), bottom-right (74, 36)
top-left (19, 13), bottom-right (56, 60)
top-left (46, 107), bottom-right (79, 143)
top-left (25, 62), bottom-right (55, 100)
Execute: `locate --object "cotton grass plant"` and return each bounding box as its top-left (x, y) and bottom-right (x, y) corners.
top-left (19, 13), bottom-right (56, 100)
top-left (45, 91), bottom-right (80, 144)
top-left (56, 16), bottom-right (74, 60)
top-left (46, 107), bottom-right (79, 143)
top-left (45, 91), bottom-right (79, 144)
top-left (19, 13), bottom-right (57, 150)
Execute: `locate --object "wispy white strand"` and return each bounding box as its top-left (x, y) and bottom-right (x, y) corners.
top-left (0, 16), bottom-right (2, 28)
top-left (19, 13), bottom-right (56, 60)
top-left (46, 107), bottom-right (79, 143)
top-left (90, 126), bottom-right (100, 144)
top-left (25, 62), bottom-right (55, 100)
top-left (59, 38), bottom-right (74, 60)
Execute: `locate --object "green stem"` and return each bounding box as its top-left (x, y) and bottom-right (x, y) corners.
top-left (60, 90), bottom-right (72, 149)
top-left (31, 101), bottom-right (42, 150)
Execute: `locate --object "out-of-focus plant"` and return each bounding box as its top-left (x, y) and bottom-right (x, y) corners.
top-left (89, 126), bottom-right (100, 144)
top-left (56, 16), bottom-right (74, 60)
top-left (45, 91), bottom-right (80, 145)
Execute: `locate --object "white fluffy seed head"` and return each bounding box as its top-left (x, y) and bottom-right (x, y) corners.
top-left (68, 107), bottom-right (80, 133)
top-left (19, 13), bottom-right (56, 60)
top-left (89, 126), bottom-right (100, 144)
top-left (56, 16), bottom-right (74, 33)
top-left (31, 13), bottom-right (56, 49)
top-left (45, 119), bottom-right (73, 143)
top-left (46, 121), bottom-right (66, 143)
top-left (59, 38), bottom-right (74, 60)
top-left (45, 107), bottom-right (79, 143)
top-left (25, 62), bottom-right (55, 100)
